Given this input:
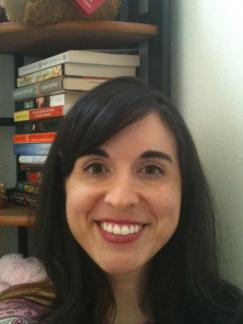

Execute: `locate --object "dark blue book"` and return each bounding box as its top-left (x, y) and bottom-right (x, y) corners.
top-left (16, 117), bottom-right (62, 134)
top-left (13, 143), bottom-right (51, 155)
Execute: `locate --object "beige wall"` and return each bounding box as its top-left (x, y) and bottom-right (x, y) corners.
top-left (0, 54), bottom-right (17, 255)
top-left (171, 0), bottom-right (243, 288)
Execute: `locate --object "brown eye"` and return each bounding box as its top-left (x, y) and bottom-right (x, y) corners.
top-left (141, 165), bottom-right (164, 176)
top-left (84, 162), bottom-right (107, 175)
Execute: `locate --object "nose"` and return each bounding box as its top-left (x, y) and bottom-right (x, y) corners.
top-left (104, 174), bottom-right (140, 210)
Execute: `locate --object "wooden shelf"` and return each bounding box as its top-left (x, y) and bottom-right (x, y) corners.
top-left (0, 20), bottom-right (158, 56)
top-left (0, 206), bottom-right (35, 227)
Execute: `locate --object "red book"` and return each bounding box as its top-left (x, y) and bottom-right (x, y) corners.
top-left (14, 105), bottom-right (66, 122)
top-left (29, 106), bottom-right (64, 120)
top-left (26, 171), bottom-right (42, 184)
top-left (73, 0), bottom-right (106, 16)
top-left (13, 132), bottom-right (57, 144)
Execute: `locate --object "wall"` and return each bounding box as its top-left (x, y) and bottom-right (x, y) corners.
top-left (171, 0), bottom-right (243, 288)
top-left (0, 54), bottom-right (17, 255)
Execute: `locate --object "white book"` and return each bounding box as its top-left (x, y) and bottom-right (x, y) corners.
top-left (49, 92), bottom-right (83, 107)
top-left (62, 62), bottom-right (137, 78)
top-left (18, 50), bottom-right (140, 76)
top-left (17, 63), bottom-right (137, 87)
top-left (19, 155), bottom-right (47, 164)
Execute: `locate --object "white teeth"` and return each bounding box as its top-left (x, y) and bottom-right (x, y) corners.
top-left (100, 222), bottom-right (142, 235)
top-left (121, 226), bottom-right (129, 235)
top-left (113, 225), bottom-right (121, 235)
top-left (129, 225), bottom-right (135, 234)
top-left (107, 224), bottom-right (113, 233)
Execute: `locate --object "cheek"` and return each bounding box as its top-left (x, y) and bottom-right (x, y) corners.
top-left (65, 183), bottom-right (99, 216)
top-left (148, 190), bottom-right (181, 255)
top-left (65, 185), bottom-right (96, 243)
top-left (150, 185), bottom-right (181, 228)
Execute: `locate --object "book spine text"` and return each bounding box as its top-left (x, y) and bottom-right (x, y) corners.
top-left (13, 143), bottom-right (51, 155)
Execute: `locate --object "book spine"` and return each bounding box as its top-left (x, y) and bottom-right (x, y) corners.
top-left (13, 143), bottom-right (51, 155)
top-left (15, 181), bottom-right (39, 194)
top-left (19, 155), bottom-right (47, 164)
top-left (13, 110), bottom-right (30, 122)
top-left (13, 132), bottom-right (57, 144)
top-left (16, 118), bottom-right (62, 133)
top-left (39, 77), bottom-right (64, 96)
top-left (29, 106), bottom-right (64, 120)
top-left (18, 52), bottom-right (70, 76)
top-left (16, 98), bottom-right (36, 111)
top-left (17, 64), bottom-right (64, 87)
top-left (14, 106), bottom-right (64, 122)
top-left (49, 93), bottom-right (65, 106)
top-left (18, 51), bottom-right (139, 77)
top-left (20, 164), bottom-right (44, 172)
top-left (12, 84), bottom-right (36, 101)
top-left (12, 77), bottom-right (64, 101)
top-left (26, 171), bottom-right (42, 184)
top-left (16, 93), bottom-right (67, 111)
top-left (10, 191), bottom-right (31, 206)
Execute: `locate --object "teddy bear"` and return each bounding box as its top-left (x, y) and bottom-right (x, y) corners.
top-left (0, 0), bottom-right (122, 26)
top-left (0, 4), bottom-right (8, 22)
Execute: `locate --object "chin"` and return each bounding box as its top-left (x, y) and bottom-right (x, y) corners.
top-left (96, 256), bottom-right (146, 275)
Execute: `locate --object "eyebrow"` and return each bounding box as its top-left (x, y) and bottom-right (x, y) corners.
top-left (84, 148), bottom-right (173, 164)
top-left (140, 150), bottom-right (173, 163)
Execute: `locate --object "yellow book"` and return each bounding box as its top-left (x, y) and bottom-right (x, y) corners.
top-left (14, 110), bottom-right (30, 122)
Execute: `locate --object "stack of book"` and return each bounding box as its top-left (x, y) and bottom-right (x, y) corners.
top-left (11, 49), bottom-right (140, 206)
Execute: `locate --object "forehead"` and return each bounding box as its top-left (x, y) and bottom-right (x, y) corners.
top-left (100, 112), bottom-right (178, 158)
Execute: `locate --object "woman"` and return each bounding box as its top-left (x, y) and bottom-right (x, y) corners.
top-left (0, 77), bottom-right (242, 323)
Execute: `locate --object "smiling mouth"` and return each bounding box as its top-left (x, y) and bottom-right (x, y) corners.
top-left (99, 221), bottom-right (144, 236)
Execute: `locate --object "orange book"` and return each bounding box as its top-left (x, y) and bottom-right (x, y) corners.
top-left (13, 132), bottom-right (57, 144)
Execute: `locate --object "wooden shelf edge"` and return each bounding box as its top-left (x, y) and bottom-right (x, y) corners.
top-left (0, 206), bottom-right (35, 227)
top-left (0, 20), bottom-right (158, 56)
top-left (0, 20), bottom-right (158, 34)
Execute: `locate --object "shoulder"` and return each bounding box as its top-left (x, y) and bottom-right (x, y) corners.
top-left (0, 298), bottom-right (48, 323)
top-left (0, 254), bottom-right (48, 293)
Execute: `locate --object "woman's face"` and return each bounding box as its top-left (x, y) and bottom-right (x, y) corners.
top-left (65, 112), bottom-right (181, 275)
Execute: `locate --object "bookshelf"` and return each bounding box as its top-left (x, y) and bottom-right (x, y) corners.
top-left (0, 206), bottom-right (34, 227)
top-left (0, 0), bottom-right (171, 255)
top-left (0, 20), bottom-right (157, 56)
top-left (0, 117), bottom-right (14, 126)
top-left (0, 20), bottom-right (157, 223)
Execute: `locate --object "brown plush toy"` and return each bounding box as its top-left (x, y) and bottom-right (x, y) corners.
top-left (0, 4), bottom-right (8, 22)
top-left (0, 0), bottom-right (122, 26)
top-left (0, 183), bottom-right (7, 208)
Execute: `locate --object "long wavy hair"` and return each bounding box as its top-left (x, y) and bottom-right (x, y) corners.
top-left (32, 77), bottom-right (242, 323)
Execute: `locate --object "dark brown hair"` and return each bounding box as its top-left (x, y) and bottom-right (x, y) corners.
top-left (34, 77), bottom-right (243, 323)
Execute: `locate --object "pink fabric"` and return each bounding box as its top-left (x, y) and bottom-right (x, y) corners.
top-left (0, 254), bottom-right (47, 293)
top-left (0, 298), bottom-right (47, 323)
top-left (0, 254), bottom-right (154, 323)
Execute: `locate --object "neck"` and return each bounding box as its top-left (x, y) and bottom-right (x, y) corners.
top-left (108, 266), bottom-right (151, 324)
